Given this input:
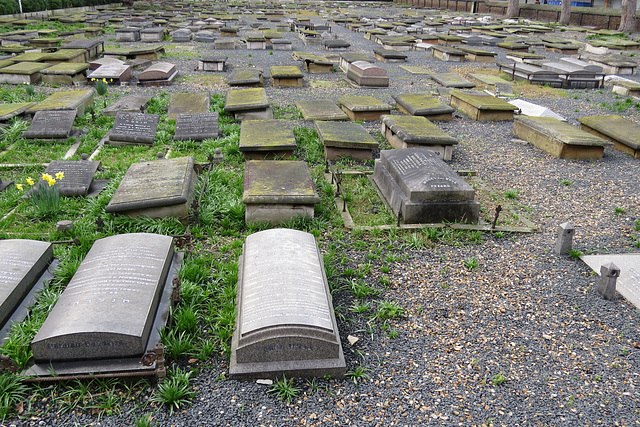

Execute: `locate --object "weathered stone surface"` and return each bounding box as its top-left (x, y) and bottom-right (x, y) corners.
top-left (431, 45), bottom-right (467, 61)
top-left (42, 160), bottom-right (100, 197)
top-left (392, 93), bottom-right (455, 120)
top-left (167, 93), bottom-right (209, 121)
top-left (295, 99), bottom-right (348, 121)
top-left (581, 254), bottom-right (640, 309)
top-left (138, 62), bottom-right (177, 81)
top-left (105, 156), bottom-right (196, 220)
top-left (243, 160), bottom-right (320, 224)
top-left (197, 56), bottom-right (227, 72)
top-left (347, 60), bottom-right (389, 87)
top-left (87, 64), bottom-right (131, 83)
top-left (338, 95), bottom-right (392, 121)
top-left (381, 115), bottom-right (458, 160)
top-left (0, 102), bottom-right (36, 121)
top-left (224, 88), bottom-right (270, 120)
top-left (0, 240), bottom-right (52, 329)
top-left (315, 120), bottom-right (377, 160)
top-left (373, 148), bottom-right (479, 224)
top-left (0, 62), bottom-right (50, 84)
top-left (227, 68), bottom-right (263, 86)
top-left (109, 112), bottom-right (159, 145)
top-left (31, 233), bottom-right (174, 362)
top-left (174, 113), bottom-right (219, 141)
top-left (230, 228), bottom-right (345, 379)
top-left (27, 89), bottom-right (95, 116)
top-left (450, 91), bottom-right (518, 121)
top-left (270, 65), bottom-right (303, 88)
top-left (239, 119), bottom-right (296, 158)
top-left (578, 115), bottom-right (640, 159)
top-left (102, 95), bottom-right (152, 118)
top-left (513, 116), bottom-right (613, 160)
top-left (467, 73), bottom-right (512, 88)
top-left (23, 110), bottom-right (77, 140)
top-left (431, 73), bottom-right (475, 88)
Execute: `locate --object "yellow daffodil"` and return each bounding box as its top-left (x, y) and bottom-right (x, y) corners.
top-left (26, 177), bottom-right (35, 186)
top-left (103, 78), bottom-right (107, 83)
top-left (47, 179), bottom-right (56, 187)
top-left (55, 171), bottom-right (64, 180)
top-left (15, 184), bottom-right (23, 190)
top-left (42, 173), bottom-right (53, 182)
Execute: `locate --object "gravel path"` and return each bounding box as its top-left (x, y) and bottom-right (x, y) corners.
top-left (7, 4), bottom-right (640, 426)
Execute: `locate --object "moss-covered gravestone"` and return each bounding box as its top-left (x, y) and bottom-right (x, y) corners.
top-left (338, 95), bottom-right (392, 121)
top-left (0, 62), bottom-right (51, 84)
top-left (40, 62), bottom-right (89, 85)
top-left (381, 115), bottom-right (458, 161)
top-left (227, 68), bottom-right (263, 87)
top-left (239, 119), bottom-right (296, 159)
top-left (392, 92), bottom-right (455, 121)
top-left (42, 48), bottom-right (87, 65)
top-left (295, 99), bottom-right (348, 121)
top-left (314, 120), bottom-right (378, 160)
top-left (243, 160), bottom-right (320, 224)
top-left (224, 88), bottom-right (272, 121)
top-left (27, 88), bottom-right (95, 116)
top-left (610, 80), bottom-right (640, 97)
top-left (458, 46), bottom-right (496, 63)
top-left (270, 65), bottom-right (303, 88)
top-left (167, 93), bottom-right (210, 121)
top-left (431, 45), bottom-right (467, 62)
top-left (578, 115), bottom-right (640, 159)
top-left (450, 91), bottom-right (518, 121)
top-left (102, 95), bottom-right (152, 118)
top-left (431, 73), bottom-right (475, 88)
top-left (0, 102), bottom-right (37, 121)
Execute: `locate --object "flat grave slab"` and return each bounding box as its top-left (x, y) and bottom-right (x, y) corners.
top-left (60, 39), bottom-right (103, 60)
top-left (227, 68), bottom-right (263, 87)
top-left (138, 62), bottom-right (177, 86)
top-left (295, 99), bottom-right (348, 121)
top-left (381, 115), bottom-right (458, 160)
top-left (23, 110), bottom-right (77, 140)
top-left (581, 254), bottom-right (640, 309)
top-left (467, 73), bottom-right (513, 89)
top-left (431, 45), bottom-right (466, 62)
top-left (458, 46), bottom-right (497, 63)
top-left (373, 148), bottom-right (479, 224)
top-left (339, 52), bottom-right (373, 72)
top-left (346, 61), bottom-right (388, 87)
top-left (0, 102), bottom-right (36, 121)
top-left (167, 93), bottom-right (210, 121)
top-left (392, 92), bottom-right (454, 121)
top-left (42, 48), bottom-right (87, 65)
top-left (610, 80), bottom-right (640, 97)
top-left (314, 120), bottom-right (378, 160)
top-left (43, 159), bottom-right (101, 196)
top-left (239, 119), bottom-right (296, 159)
top-left (513, 116), bottom-right (613, 160)
top-left (431, 73), bottom-right (475, 88)
top-left (105, 156), bottom-right (196, 221)
top-left (27, 88), bottom-right (95, 116)
top-left (508, 99), bottom-right (566, 121)
top-left (373, 48), bottom-right (407, 62)
top-left (293, 52), bottom-right (333, 74)
top-left (0, 62), bottom-right (51, 84)
top-left (243, 160), bottom-right (320, 224)
top-left (270, 65), bottom-right (303, 88)
top-left (338, 95), bottom-right (392, 121)
top-left (578, 115), bottom-right (640, 159)
top-left (0, 240), bottom-right (53, 338)
top-left (108, 112), bottom-right (159, 145)
top-left (450, 91), bottom-right (518, 121)
top-left (87, 64), bottom-right (131, 84)
top-left (229, 228), bottom-right (345, 379)
top-left (30, 233), bottom-right (176, 364)
top-left (89, 57), bottom-right (125, 71)
top-left (102, 94), bottom-right (152, 118)
top-left (224, 88), bottom-right (272, 121)
top-left (214, 38), bottom-right (236, 49)
top-left (174, 113), bottom-right (219, 141)
top-left (40, 62), bottom-right (89, 85)
top-left (197, 56), bottom-right (227, 72)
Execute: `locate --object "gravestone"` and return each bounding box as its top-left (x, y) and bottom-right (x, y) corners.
top-left (197, 56), bottom-right (227, 72)
top-left (0, 62), bottom-right (50, 84)
top-left (87, 64), bottom-right (132, 84)
top-left (23, 110), bottom-right (77, 140)
top-left (138, 62), bottom-right (178, 86)
top-left (89, 57), bottom-right (125, 71)
top-left (578, 115), bottom-right (640, 159)
top-left (0, 240), bottom-right (53, 333)
top-left (40, 63), bottom-right (89, 86)
top-left (167, 93), bottom-right (210, 121)
top-left (431, 45), bottom-right (467, 62)
top-left (380, 115), bottom-right (459, 160)
top-left (105, 156), bottom-right (196, 221)
top-left (194, 30), bottom-right (215, 42)
top-left (295, 99), bottom-right (348, 121)
top-left (42, 159), bottom-right (101, 197)
top-left (508, 99), bottom-right (566, 121)
top-left (30, 233), bottom-right (175, 362)
top-left (373, 148), bottom-right (479, 224)
top-left (346, 61), bottom-right (388, 87)
top-left (141, 27), bottom-right (166, 42)
top-left (102, 94), bottom-right (152, 118)
top-left (450, 91), bottom-right (518, 121)
top-left (581, 254), bottom-right (640, 309)
top-left (243, 160), bottom-right (320, 224)
top-left (174, 113), bottom-right (219, 141)
top-left (373, 48), bottom-right (407, 62)
top-left (392, 93), bottom-right (455, 121)
top-left (227, 68), bottom-right (263, 87)
top-left (338, 95), bottom-right (392, 121)
top-left (116, 27), bottom-right (140, 42)
top-left (214, 38), bottom-right (236, 49)
top-left (431, 73), bottom-right (475, 88)
top-left (230, 228), bottom-right (345, 379)
top-left (0, 102), bottom-right (37, 121)
top-left (27, 89), bottom-right (95, 116)
top-left (171, 28), bottom-right (193, 42)
top-left (239, 119), bottom-right (296, 159)
top-left (270, 66), bottom-right (304, 88)
top-left (224, 88), bottom-right (272, 121)
top-left (314, 120), bottom-right (378, 161)
top-left (108, 112), bottom-right (159, 145)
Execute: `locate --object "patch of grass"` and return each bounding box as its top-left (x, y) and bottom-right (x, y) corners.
top-left (493, 372), bottom-right (507, 386)
top-left (151, 368), bottom-right (197, 415)
top-left (464, 257), bottom-right (479, 270)
top-left (560, 180), bottom-right (572, 186)
top-left (339, 174), bottom-right (394, 226)
top-left (346, 366), bottom-right (371, 386)
top-left (0, 373), bottom-right (29, 421)
top-left (375, 301), bottom-right (406, 320)
top-left (268, 375), bottom-right (300, 404)
top-left (568, 249), bottom-right (583, 259)
top-left (614, 206), bottom-right (626, 215)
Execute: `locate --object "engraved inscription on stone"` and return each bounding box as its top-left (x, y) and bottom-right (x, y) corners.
top-left (109, 112), bottom-right (159, 144)
top-left (0, 240), bottom-right (52, 327)
top-left (173, 113), bottom-right (219, 141)
top-left (44, 160), bottom-right (100, 197)
top-left (31, 233), bottom-right (174, 361)
top-left (23, 110), bottom-right (77, 139)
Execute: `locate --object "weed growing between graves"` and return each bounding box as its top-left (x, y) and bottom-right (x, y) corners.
top-left (600, 97), bottom-right (640, 112)
top-left (339, 174), bottom-right (395, 226)
top-left (268, 375), bottom-right (301, 404)
top-left (293, 126), bottom-right (324, 164)
top-left (151, 367), bottom-right (197, 414)
top-left (0, 372), bottom-right (29, 421)
top-left (273, 103), bottom-right (303, 120)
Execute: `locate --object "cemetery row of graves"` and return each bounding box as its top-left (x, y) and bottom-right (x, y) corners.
top-left (0, 0), bottom-right (639, 424)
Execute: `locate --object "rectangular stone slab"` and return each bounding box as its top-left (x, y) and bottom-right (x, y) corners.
top-left (450, 91), bottom-right (518, 121)
top-left (22, 110), bottom-right (77, 140)
top-left (431, 73), bottom-right (475, 88)
top-left (0, 240), bottom-right (52, 328)
top-left (42, 160), bottom-right (100, 197)
top-left (578, 115), bottom-right (640, 159)
top-left (174, 113), bottom-right (219, 141)
top-left (270, 65), bottom-right (303, 88)
top-left (513, 116), bottom-right (612, 160)
top-left (0, 102), bottom-right (36, 121)
top-left (243, 160), bottom-right (320, 205)
top-left (31, 233), bottom-right (174, 362)
top-left (102, 95), bottom-right (152, 118)
top-left (109, 112), bottom-right (159, 145)
top-left (87, 64), bottom-right (131, 83)
top-left (239, 119), bottom-right (296, 155)
top-left (105, 156), bottom-right (196, 217)
top-left (227, 69), bottom-right (263, 86)
top-left (224, 88), bottom-right (269, 112)
top-left (381, 115), bottom-right (458, 160)
top-left (315, 120), bottom-right (378, 151)
top-left (338, 95), bottom-right (392, 121)
top-left (392, 93), bottom-right (455, 120)
top-left (167, 93), bottom-right (210, 121)
top-left (230, 228), bottom-right (345, 379)
top-left (295, 99), bottom-right (348, 121)
top-left (138, 62), bottom-right (176, 81)
top-left (27, 89), bottom-right (95, 116)
top-left (373, 148), bottom-right (479, 224)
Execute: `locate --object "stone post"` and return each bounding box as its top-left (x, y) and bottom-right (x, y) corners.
top-left (554, 222), bottom-right (574, 255)
top-left (597, 262), bottom-right (620, 301)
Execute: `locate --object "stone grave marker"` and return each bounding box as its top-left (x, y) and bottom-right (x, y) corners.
top-left (102, 94), bottom-right (152, 118)
top-left (431, 73), bottom-right (475, 88)
top-left (0, 178), bottom-right (13, 192)
top-left (42, 159), bottom-right (101, 197)
top-left (116, 27), bottom-right (140, 42)
top-left (105, 156), bottom-right (196, 221)
top-left (229, 228), bottom-right (345, 379)
top-left (141, 27), bottom-right (166, 42)
top-left (30, 233), bottom-right (175, 362)
top-left (373, 147), bottom-right (479, 224)
top-left (239, 119), bottom-right (296, 159)
top-left (174, 113), bottom-right (219, 141)
top-left (0, 102), bottom-right (37, 121)
top-left (450, 91), bottom-right (518, 121)
top-left (0, 62), bottom-right (51, 85)
top-left (346, 61), bottom-right (388, 87)
top-left (380, 115), bottom-right (458, 160)
top-left (197, 56), bottom-right (227, 72)
top-left (339, 52), bottom-right (373, 72)
top-left (392, 92), bottom-right (455, 121)
top-left (314, 120), bottom-right (378, 160)
top-left (373, 48), bottom-right (407, 62)
top-left (578, 115), bottom-right (640, 159)
top-left (194, 30), bottom-right (215, 42)
top-left (224, 88), bottom-right (272, 121)
top-left (295, 99), bottom-right (348, 121)
top-left (338, 95), bottom-right (392, 121)
top-left (40, 63), bottom-right (89, 86)
top-left (227, 68), bottom-right (263, 87)
top-left (87, 64), bottom-right (132, 84)
top-left (508, 99), bottom-right (566, 121)
top-left (60, 39), bottom-right (103, 60)
top-left (22, 110), bottom-right (77, 140)
top-left (108, 112), bottom-right (159, 145)
top-left (89, 57), bottom-right (125, 71)
top-left (27, 89), bottom-right (95, 116)
top-left (243, 160), bottom-right (320, 224)
top-left (167, 93), bottom-right (210, 121)
top-left (270, 65), bottom-right (304, 88)
top-left (214, 38), bottom-right (236, 49)
top-left (581, 254), bottom-right (640, 309)
top-left (0, 240), bottom-right (53, 335)
top-left (138, 62), bottom-right (178, 86)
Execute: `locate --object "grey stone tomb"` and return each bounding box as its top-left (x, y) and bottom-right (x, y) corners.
top-left (23, 110), bottom-right (77, 140)
top-left (373, 148), bottom-right (480, 224)
top-left (230, 228), bottom-right (346, 379)
top-left (108, 112), bottom-right (159, 145)
top-left (42, 159), bottom-right (101, 197)
top-left (173, 113), bottom-right (219, 141)
top-left (102, 95), bottom-right (152, 118)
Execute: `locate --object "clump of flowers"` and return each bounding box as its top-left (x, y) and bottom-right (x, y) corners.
top-left (91, 78), bottom-right (110, 96)
top-left (15, 172), bottom-right (64, 219)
